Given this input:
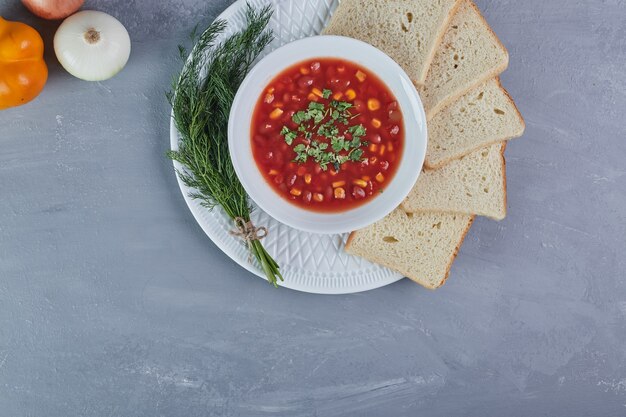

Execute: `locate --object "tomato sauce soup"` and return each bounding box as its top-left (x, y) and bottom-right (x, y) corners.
top-left (251, 58), bottom-right (404, 212)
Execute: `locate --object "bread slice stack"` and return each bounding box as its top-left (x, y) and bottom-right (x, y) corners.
top-left (327, 0), bottom-right (525, 289)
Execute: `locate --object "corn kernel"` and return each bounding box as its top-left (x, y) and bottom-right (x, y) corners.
top-left (311, 87), bottom-right (324, 98)
top-left (371, 118), bottom-right (382, 128)
top-left (369, 156), bottom-right (378, 164)
top-left (355, 70), bottom-right (367, 82)
top-left (362, 175), bottom-right (371, 181)
top-left (337, 65), bottom-right (346, 73)
top-left (369, 144), bottom-right (378, 153)
top-left (300, 67), bottom-right (310, 75)
top-left (329, 168), bottom-right (338, 176)
top-left (304, 174), bottom-right (312, 184)
top-left (375, 173), bottom-right (385, 183)
top-left (353, 179), bottom-right (368, 187)
top-left (269, 108), bottom-right (284, 120)
top-left (332, 180), bottom-right (346, 188)
top-left (379, 145), bottom-right (386, 156)
top-left (307, 93), bottom-right (318, 101)
top-left (333, 92), bottom-right (344, 100)
top-left (267, 87), bottom-right (275, 94)
top-left (367, 98), bottom-right (381, 111)
top-left (268, 169), bottom-right (279, 176)
top-left (290, 188), bottom-right (302, 196)
top-left (387, 143), bottom-right (394, 151)
top-left (345, 89), bottom-right (357, 100)
top-left (297, 166), bottom-right (307, 176)
top-left (313, 193), bottom-right (324, 202)
top-left (334, 187), bottom-right (346, 199)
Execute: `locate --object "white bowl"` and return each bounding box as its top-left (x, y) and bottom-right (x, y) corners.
top-left (228, 35), bottom-right (427, 234)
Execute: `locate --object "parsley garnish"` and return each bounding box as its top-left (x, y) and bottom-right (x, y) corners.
top-left (279, 89), bottom-right (366, 171)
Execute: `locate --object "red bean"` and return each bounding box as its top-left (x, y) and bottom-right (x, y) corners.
top-left (387, 101), bottom-right (398, 111)
top-left (313, 165), bottom-right (322, 174)
top-left (286, 173), bottom-right (297, 187)
top-left (330, 77), bottom-right (350, 90)
top-left (352, 186), bottom-right (366, 199)
top-left (324, 186), bottom-right (333, 201)
top-left (274, 174), bottom-right (284, 184)
top-left (259, 122), bottom-right (275, 134)
top-left (254, 134), bottom-right (268, 144)
top-left (297, 76), bottom-right (314, 89)
top-left (266, 150), bottom-right (284, 165)
top-left (354, 99), bottom-right (366, 112)
top-left (389, 110), bottom-right (402, 122)
top-left (370, 133), bottom-right (382, 144)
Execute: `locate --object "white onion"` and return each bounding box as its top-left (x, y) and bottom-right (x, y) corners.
top-left (54, 10), bottom-right (131, 81)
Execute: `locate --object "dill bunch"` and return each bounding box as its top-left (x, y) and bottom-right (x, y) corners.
top-left (167, 5), bottom-right (283, 286)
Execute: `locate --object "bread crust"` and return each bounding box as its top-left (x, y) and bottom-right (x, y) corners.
top-left (496, 77), bottom-right (526, 132)
top-left (344, 231), bottom-right (356, 251)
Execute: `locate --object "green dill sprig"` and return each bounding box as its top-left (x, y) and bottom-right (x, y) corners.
top-left (167, 5), bottom-right (283, 287)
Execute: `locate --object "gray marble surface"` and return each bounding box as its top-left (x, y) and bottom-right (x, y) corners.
top-left (1, 0), bottom-right (625, 416)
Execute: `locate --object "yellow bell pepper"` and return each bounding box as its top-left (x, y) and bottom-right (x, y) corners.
top-left (0, 16), bottom-right (48, 110)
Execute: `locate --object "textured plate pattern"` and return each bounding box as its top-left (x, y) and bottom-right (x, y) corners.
top-left (170, 0), bottom-right (403, 294)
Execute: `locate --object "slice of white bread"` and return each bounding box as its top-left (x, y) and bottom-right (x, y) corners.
top-left (402, 142), bottom-right (507, 220)
top-left (418, 0), bottom-right (509, 119)
top-left (426, 78), bottom-right (525, 169)
top-left (323, 0), bottom-right (461, 85)
top-left (345, 210), bottom-right (474, 289)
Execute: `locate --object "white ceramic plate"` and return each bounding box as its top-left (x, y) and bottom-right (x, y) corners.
top-left (170, 0), bottom-right (411, 294)
top-left (229, 35), bottom-right (426, 234)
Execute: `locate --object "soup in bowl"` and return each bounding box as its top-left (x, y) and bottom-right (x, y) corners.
top-left (229, 36), bottom-right (426, 234)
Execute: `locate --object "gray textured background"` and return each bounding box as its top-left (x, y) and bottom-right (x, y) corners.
top-left (1, 0), bottom-right (625, 416)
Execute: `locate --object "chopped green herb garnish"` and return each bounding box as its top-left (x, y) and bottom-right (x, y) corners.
top-left (279, 89), bottom-right (367, 171)
top-left (281, 126), bottom-right (297, 145)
